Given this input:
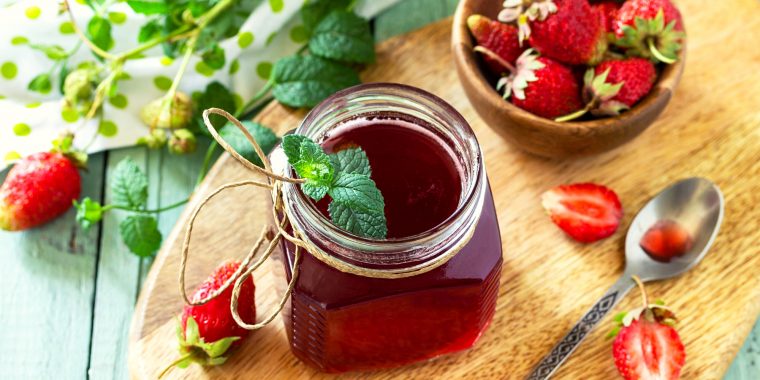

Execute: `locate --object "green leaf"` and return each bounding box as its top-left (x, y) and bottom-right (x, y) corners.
top-left (218, 121), bottom-right (279, 167)
top-left (138, 19), bottom-right (162, 43)
top-left (74, 197), bottom-right (104, 230)
top-left (281, 134), bottom-right (308, 163)
top-left (328, 172), bottom-right (384, 213)
top-left (201, 44), bottom-right (226, 70)
top-left (27, 74), bottom-right (52, 94)
top-left (309, 10), bottom-right (375, 64)
top-left (57, 63), bottom-right (69, 95)
top-left (292, 139), bottom-right (334, 184)
top-left (87, 16), bottom-right (114, 53)
top-left (111, 157), bottom-right (148, 209)
top-left (329, 148), bottom-right (370, 176)
top-left (272, 55), bottom-right (361, 108)
top-left (328, 200), bottom-right (387, 239)
top-left (126, 0), bottom-right (169, 14)
top-left (195, 81), bottom-right (236, 134)
top-left (301, 182), bottom-right (330, 200)
top-left (119, 215), bottom-right (162, 257)
top-left (30, 44), bottom-right (68, 60)
top-left (301, 0), bottom-right (354, 32)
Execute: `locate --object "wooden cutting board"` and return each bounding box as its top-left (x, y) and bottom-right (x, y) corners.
top-left (128, 3), bottom-right (760, 379)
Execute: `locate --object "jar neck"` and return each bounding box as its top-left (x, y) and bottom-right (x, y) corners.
top-left (272, 83), bottom-right (485, 270)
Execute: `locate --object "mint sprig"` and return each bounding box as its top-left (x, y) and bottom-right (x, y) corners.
top-left (282, 134), bottom-right (387, 239)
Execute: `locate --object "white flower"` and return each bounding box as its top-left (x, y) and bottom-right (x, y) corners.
top-left (499, 49), bottom-right (545, 100)
top-left (499, 1), bottom-right (558, 43)
top-left (498, 0), bottom-right (524, 23)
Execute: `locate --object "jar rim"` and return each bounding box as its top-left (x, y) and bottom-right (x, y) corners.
top-left (277, 82), bottom-right (485, 267)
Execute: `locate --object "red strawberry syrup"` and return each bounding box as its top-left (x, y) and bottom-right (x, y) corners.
top-left (640, 219), bottom-right (694, 262)
top-left (278, 116), bottom-right (503, 372)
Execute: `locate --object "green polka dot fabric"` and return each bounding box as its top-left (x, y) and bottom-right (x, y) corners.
top-left (0, 0), bottom-right (401, 171)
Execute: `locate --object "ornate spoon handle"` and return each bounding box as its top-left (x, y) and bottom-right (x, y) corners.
top-left (526, 275), bottom-right (634, 380)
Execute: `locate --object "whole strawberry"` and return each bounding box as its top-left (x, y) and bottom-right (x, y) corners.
top-left (614, 0), bottom-right (685, 64)
top-left (498, 49), bottom-right (582, 119)
top-left (467, 14), bottom-right (524, 75)
top-left (556, 57), bottom-right (656, 121)
top-left (528, 0), bottom-right (608, 65)
top-left (593, 0), bottom-right (622, 33)
top-left (0, 151), bottom-right (81, 231)
top-left (163, 260), bottom-right (256, 376)
top-left (611, 276), bottom-right (686, 380)
top-left (541, 182), bottom-right (622, 243)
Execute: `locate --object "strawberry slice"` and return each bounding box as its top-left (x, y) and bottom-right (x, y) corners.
top-left (541, 183), bottom-right (622, 243)
top-left (613, 319), bottom-right (686, 380)
top-left (611, 276), bottom-right (686, 380)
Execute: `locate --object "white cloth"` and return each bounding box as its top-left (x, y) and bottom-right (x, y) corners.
top-left (0, 0), bottom-right (400, 171)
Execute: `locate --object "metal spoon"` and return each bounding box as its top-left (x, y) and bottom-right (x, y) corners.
top-left (526, 177), bottom-right (724, 379)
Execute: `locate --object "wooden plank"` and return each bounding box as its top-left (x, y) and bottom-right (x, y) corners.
top-left (0, 153), bottom-right (105, 379)
top-left (88, 143), bottom-right (211, 379)
top-left (87, 147), bottom-right (147, 380)
top-left (128, 4), bottom-right (760, 378)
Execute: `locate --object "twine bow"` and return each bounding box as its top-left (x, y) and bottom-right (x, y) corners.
top-left (179, 108), bottom-right (477, 330)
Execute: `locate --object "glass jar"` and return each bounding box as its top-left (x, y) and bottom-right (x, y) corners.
top-left (270, 83), bottom-right (503, 373)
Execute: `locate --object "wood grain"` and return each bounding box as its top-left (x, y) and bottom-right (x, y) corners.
top-left (129, 1), bottom-right (760, 378)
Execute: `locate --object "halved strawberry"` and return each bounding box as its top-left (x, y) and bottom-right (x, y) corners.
top-left (541, 183), bottom-right (622, 243)
top-left (611, 276), bottom-right (686, 380)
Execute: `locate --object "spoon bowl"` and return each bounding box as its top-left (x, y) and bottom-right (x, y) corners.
top-left (625, 177), bottom-right (724, 282)
top-left (527, 178), bottom-right (724, 379)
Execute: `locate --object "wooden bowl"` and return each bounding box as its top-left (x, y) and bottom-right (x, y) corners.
top-left (451, 0), bottom-right (686, 158)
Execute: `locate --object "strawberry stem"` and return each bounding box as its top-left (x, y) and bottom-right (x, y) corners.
top-left (632, 275), bottom-right (649, 308)
top-left (555, 102), bottom-right (593, 123)
top-left (158, 353), bottom-right (193, 379)
top-left (647, 38), bottom-right (677, 64)
top-left (473, 46), bottom-right (516, 73)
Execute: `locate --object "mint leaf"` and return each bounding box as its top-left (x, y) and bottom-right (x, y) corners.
top-left (292, 140), bottom-right (334, 201)
top-left (301, 0), bottom-right (354, 32)
top-left (126, 0), bottom-right (169, 14)
top-left (282, 134), bottom-right (308, 163)
top-left (87, 16), bottom-right (113, 53)
top-left (309, 11), bottom-right (375, 64)
top-left (74, 197), bottom-right (103, 230)
top-left (272, 56), bottom-right (361, 108)
top-left (219, 121), bottom-right (279, 167)
top-left (30, 44), bottom-right (68, 60)
top-left (328, 201), bottom-right (387, 239)
top-left (330, 148), bottom-right (370, 176)
top-left (302, 182), bottom-right (330, 201)
top-left (111, 158), bottom-right (148, 209)
top-left (119, 215), bottom-right (162, 257)
top-left (328, 172), bottom-right (384, 212)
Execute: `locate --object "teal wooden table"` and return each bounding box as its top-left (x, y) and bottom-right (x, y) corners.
top-left (0, 1), bottom-right (758, 378)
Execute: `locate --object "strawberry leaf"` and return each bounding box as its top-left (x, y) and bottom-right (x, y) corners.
top-left (74, 197), bottom-right (104, 230)
top-left (111, 158), bottom-right (148, 209)
top-left (119, 215), bottom-right (162, 257)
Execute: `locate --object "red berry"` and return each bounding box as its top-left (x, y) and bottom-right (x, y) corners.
top-left (615, 0), bottom-right (684, 37)
top-left (613, 0), bottom-right (685, 64)
top-left (640, 219), bottom-right (694, 262)
top-left (613, 318), bottom-right (686, 380)
top-left (467, 14), bottom-right (524, 75)
top-left (501, 50), bottom-right (583, 119)
top-left (541, 183), bottom-right (622, 243)
top-left (593, 0), bottom-right (621, 33)
top-left (595, 58), bottom-right (656, 107)
top-left (529, 0), bottom-right (608, 65)
top-left (181, 260), bottom-right (256, 345)
top-left (0, 152), bottom-right (81, 231)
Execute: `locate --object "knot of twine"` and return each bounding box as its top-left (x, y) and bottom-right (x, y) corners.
top-left (179, 108), bottom-right (475, 330)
